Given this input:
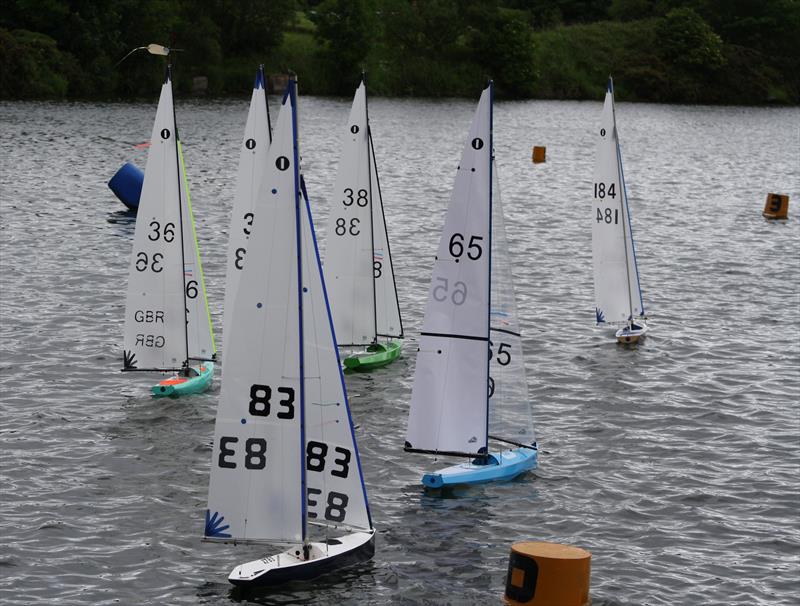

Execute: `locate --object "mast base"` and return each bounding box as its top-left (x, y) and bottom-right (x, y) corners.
top-left (615, 321), bottom-right (648, 345)
top-left (151, 361), bottom-right (214, 397)
top-left (227, 529), bottom-right (375, 587)
top-left (422, 447), bottom-right (537, 489)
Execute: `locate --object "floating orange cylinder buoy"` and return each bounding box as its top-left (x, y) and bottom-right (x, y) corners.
top-left (532, 146), bottom-right (546, 163)
top-left (763, 193), bottom-right (789, 219)
top-left (504, 541), bottom-right (591, 606)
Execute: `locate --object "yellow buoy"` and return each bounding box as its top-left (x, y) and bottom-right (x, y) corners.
top-left (504, 541), bottom-right (591, 606)
top-left (763, 193), bottom-right (789, 219)
top-left (532, 146), bottom-right (546, 164)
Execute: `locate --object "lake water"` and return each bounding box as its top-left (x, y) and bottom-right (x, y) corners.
top-left (1, 94), bottom-right (798, 605)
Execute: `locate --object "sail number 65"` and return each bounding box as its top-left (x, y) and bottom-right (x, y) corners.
top-left (449, 233), bottom-right (483, 260)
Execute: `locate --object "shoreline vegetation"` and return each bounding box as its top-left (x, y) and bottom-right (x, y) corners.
top-left (1, 1), bottom-right (797, 105)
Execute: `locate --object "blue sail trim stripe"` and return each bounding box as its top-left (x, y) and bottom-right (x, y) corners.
top-left (287, 79), bottom-right (308, 544)
top-left (300, 175), bottom-right (374, 531)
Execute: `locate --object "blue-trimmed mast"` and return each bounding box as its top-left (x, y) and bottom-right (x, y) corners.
top-left (485, 79), bottom-right (494, 458)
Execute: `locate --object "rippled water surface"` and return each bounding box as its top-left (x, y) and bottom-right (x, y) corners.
top-left (1, 95), bottom-right (798, 605)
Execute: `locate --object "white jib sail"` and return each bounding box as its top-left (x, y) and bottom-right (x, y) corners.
top-left (324, 81), bottom-right (376, 346)
top-left (300, 180), bottom-right (372, 533)
top-left (370, 133), bottom-right (403, 339)
top-left (122, 72), bottom-right (186, 371)
top-left (405, 84), bottom-right (492, 457)
top-left (222, 69), bottom-right (271, 350)
top-left (206, 89), bottom-right (302, 543)
top-left (178, 143), bottom-right (215, 361)
top-left (591, 79), bottom-right (643, 326)
top-left (488, 161), bottom-right (535, 446)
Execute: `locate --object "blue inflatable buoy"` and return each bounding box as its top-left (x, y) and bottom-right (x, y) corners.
top-left (108, 162), bottom-right (144, 210)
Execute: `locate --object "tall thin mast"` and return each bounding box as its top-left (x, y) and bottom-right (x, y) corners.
top-left (363, 72), bottom-right (378, 343)
top-left (168, 63), bottom-right (190, 368)
top-left (259, 64), bottom-right (273, 143)
top-left (484, 80), bottom-right (494, 456)
top-left (610, 78), bottom-right (635, 325)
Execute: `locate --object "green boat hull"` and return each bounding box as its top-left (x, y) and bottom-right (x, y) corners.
top-left (151, 361), bottom-right (214, 397)
top-left (342, 341), bottom-right (402, 371)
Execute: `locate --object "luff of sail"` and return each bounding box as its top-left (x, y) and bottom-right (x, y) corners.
top-left (222, 67), bottom-right (272, 351)
top-left (488, 161), bottom-right (535, 447)
top-left (405, 83), bottom-right (493, 457)
top-left (206, 85), bottom-right (303, 544)
top-left (591, 78), bottom-right (644, 326)
top-left (122, 67), bottom-right (187, 372)
top-left (324, 80), bottom-right (377, 346)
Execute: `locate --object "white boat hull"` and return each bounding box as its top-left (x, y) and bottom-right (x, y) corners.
top-left (615, 321), bottom-right (648, 344)
top-left (228, 529), bottom-right (375, 587)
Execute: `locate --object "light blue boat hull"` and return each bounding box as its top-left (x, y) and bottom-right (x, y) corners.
top-left (151, 361), bottom-right (214, 397)
top-left (422, 446), bottom-right (538, 488)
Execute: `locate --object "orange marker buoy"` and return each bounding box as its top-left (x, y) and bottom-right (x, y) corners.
top-left (504, 541), bottom-right (591, 606)
top-left (763, 193), bottom-right (789, 219)
top-left (532, 146), bottom-right (546, 164)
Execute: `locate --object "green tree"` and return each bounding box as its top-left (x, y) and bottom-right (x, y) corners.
top-left (312, 0), bottom-right (375, 93)
top-left (656, 7), bottom-right (724, 70)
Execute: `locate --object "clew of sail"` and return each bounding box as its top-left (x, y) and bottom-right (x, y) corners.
top-left (299, 177), bottom-right (373, 533)
top-left (591, 78), bottom-right (644, 326)
top-left (206, 86), bottom-right (302, 544)
top-left (405, 84), bottom-right (492, 457)
top-left (324, 81), bottom-right (376, 346)
top-left (122, 68), bottom-right (187, 371)
top-left (488, 162), bottom-right (535, 447)
top-left (222, 67), bottom-right (272, 351)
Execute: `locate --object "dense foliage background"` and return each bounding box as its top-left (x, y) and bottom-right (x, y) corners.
top-left (1, 0), bottom-right (797, 103)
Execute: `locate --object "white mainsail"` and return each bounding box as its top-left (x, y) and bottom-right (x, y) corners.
top-left (179, 143), bottom-right (215, 362)
top-left (122, 69), bottom-right (187, 371)
top-left (405, 84), bottom-right (492, 457)
top-left (324, 81), bottom-right (375, 346)
top-left (370, 133), bottom-right (403, 339)
top-left (222, 67), bottom-right (272, 348)
top-left (206, 89), bottom-right (302, 543)
top-left (488, 162), bottom-right (535, 446)
top-left (205, 81), bottom-right (372, 544)
top-left (591, 78), bottom-right (644, 326)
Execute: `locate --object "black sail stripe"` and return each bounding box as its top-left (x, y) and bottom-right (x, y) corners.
top-left (490, 326), bottom-right (521, 337)
top-left (420, 331), bottom-right (489, 342)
